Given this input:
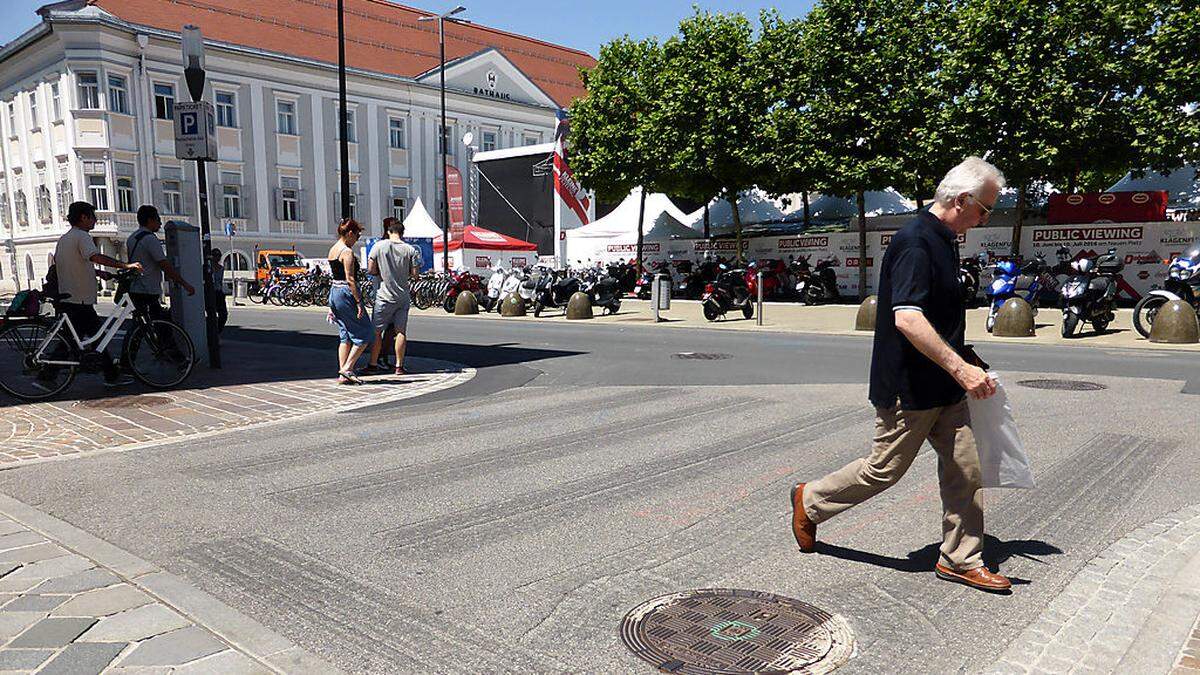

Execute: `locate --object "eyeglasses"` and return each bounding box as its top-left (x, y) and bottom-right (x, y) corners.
top-left (966, 194), bottom-right (994, 217)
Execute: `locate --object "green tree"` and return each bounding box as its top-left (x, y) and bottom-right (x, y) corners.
top-left (652, 10), bottom-right (767, 264)
top-left (571, 37), bottom-right (664, 268)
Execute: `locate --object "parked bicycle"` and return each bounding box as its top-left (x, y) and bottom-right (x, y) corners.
top-left (0, 269), bottom-right (195, 401)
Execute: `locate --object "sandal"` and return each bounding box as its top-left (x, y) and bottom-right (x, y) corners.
top-left (338, 371), bottom-right (365, 385)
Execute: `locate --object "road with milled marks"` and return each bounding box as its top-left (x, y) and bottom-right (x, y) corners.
top-left (1, 307), bottom-right (1198, 674)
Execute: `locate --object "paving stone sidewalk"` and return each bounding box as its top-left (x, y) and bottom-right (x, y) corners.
top-left (0, 494), bottom-right (337, 673)
top-left (0, 339), bottom-right (474, 467)
top-left (990, 504), bottom-right (1200, 674)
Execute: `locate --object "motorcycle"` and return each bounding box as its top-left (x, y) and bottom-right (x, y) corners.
top-left (984, 254), bottom-right (1048, 332)
top-left (672, 260), bottom-right (706, 300)
top-left (532, 268), bottom-right (581, 317)
top-left (443, 270), bottom-right (484, 313)
top-left (702, 264), bottom-right (755, 321)
top-left (745, 259), bottom-right (787, 301)
top-left (1060, 248), bottom-right (1124, 338)
top-left (959, 253), bottom-right (985, 308)
top-left (607, 261), bottom-right (638, 295)
top-left (1133, 246), bottom-right (1200, 338)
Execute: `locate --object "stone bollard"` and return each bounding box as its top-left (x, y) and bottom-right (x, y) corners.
top-left (454, 291), bottom-right (479, 315)
top-left (500, 293), bottom-right (526, 317)
top-left (993, 297), bottom-right (1035, 337)
top-left (566, 292), bottom-right (593, 320)
top-left (855, 296), bottom-right (877, 331)
top-left (1149, 300), bottom-right (1200, 344)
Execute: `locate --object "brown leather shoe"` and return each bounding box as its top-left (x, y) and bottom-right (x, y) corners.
top-left (790, 483), bottom-right (816, 553)
top-left (935, 563), bottom-right (1012, 593)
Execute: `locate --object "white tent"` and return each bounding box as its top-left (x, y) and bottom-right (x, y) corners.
top-left (402, 197), bottom-right (444, 239)
top-left (564, 188), bottom-right (700, 264)
top-left (1109, 166), bottom-right (1200, 211)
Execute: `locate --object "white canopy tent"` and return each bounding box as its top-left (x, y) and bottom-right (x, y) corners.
top-left (1109, 166), bottom-right (1200, 212)
top-left (402, 197), bottom-right (444, 239)
top-left (564, 188), bottom-right (700, 264)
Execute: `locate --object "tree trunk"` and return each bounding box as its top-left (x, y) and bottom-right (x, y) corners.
top-left (802, 191), bottom-right (810, 228)
top-left (703, 202), bottom-right (710, 240)
top-left (729, 194), bottom-right (743, 266)
top-left (1011, 185), bottom-right (1026, 257)
top-left (636, 187), bottom-right (647, 273)
top-left (857, 189), bottom-right (868, 300)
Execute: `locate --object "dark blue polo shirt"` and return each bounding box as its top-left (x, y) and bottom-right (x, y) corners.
top-left (869, 210), bottom-right (966, 410)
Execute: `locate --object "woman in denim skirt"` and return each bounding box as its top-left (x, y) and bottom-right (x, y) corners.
top-left (326, 219), bottom-right (374, 384)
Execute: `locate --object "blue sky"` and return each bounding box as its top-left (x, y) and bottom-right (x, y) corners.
top-left (0, 1), bottom-right (817, 56)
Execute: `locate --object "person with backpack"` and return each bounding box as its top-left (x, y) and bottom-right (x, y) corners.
top-left (126, 205), bottom-right (194, 322)
top-left (53, 201), bottom-right (143, 387)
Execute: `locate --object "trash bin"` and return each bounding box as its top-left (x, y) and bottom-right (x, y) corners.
top-left (235, 278), bottom-right (249, 299)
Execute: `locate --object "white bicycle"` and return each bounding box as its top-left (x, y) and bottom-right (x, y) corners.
top-left (0, 269), bottom-right (195, 401)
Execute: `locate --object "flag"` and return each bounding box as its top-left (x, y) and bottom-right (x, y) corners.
top-left (553, 109), bottom-right (590, 225)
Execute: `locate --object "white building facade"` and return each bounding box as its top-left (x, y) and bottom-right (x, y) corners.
top-left (0, 3), bottom-right (573, 292)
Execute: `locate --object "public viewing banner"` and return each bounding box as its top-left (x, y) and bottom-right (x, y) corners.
top-left (562, 220), bottom-right (1200, 301)
top-left (1046, 191), bottom-right (1167, 225)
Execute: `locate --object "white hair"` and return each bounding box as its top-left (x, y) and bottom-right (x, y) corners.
top-left (934, 157), bottom-right (1007, 207)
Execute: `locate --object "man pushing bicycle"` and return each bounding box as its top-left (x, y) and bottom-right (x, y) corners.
top-left (52, 201), bottom-right (142, 387)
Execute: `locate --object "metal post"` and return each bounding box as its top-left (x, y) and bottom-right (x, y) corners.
top-left (337, 0), bottom-right (351, 221)
top-left (227, 231), bottom-right (238, 306)
top-left (438, 18), bottom-right (450, 273)
top-left (756, 270), bottom-right (763, 326)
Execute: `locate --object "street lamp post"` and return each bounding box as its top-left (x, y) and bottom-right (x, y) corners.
top-left (419, 6), bottom-right (467, 273)
top-left (181, 26), bottom-right (221, 368)
top-left (336, 0), bottom-right (351, 222)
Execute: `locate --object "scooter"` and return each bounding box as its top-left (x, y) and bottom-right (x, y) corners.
top-left (1060, 248), bottom-right (1123, 338)
top-left (1133, 246), bottom-right (1200, 338)
top-left (532, 268), bottom-right (581, 317)
top-left (482, 267), bottom-right (509, 312)
top-left (635, 261), bottom-right (672, 300)
top-left (745, 259), bottom-right (787, 301)
top-left (672, 260), bottom-right (706, 300)
top-left (582, 271), bottom-right (623, 314)
top-left (984, 254), bottom-right (1048, 332)
top-left (702, 264), bottom-right (755, 321)
top-left (801, 257), bottom-right (841, 305)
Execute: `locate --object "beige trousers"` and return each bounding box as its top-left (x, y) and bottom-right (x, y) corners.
top-left (801, 399), bottom-right (985, 571)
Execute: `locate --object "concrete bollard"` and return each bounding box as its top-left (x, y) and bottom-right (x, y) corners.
top-left (994, 297), bottom-right (1035, 337)
top-left (1149, 300), bottom-right (1200, 344)
top-left (500, 293), bottom-right (526, 317)
top-left (454, 291), bottom-right (479, 315)
top-left (566, 292), bottom-right (593, 320)
top-left (855, 296), bottom-right (877, 331)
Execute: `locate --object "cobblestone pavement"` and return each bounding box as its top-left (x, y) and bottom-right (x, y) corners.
top-left (0, 352), bottom-right (474, 467)
top-left (990, 505), bottom-right (1200, 674)
top-left (0, 494), bottom-right (336, 673)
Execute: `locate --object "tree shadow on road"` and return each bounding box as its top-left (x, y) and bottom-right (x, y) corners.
top-left (814, 535), bottom-right (1062, 585)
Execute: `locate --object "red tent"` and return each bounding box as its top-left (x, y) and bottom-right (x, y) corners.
top-left (433, 226), bottom-right (539, 252)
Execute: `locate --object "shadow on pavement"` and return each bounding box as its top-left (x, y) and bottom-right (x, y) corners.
top-left (814, 535), bottom-right (1062, 584)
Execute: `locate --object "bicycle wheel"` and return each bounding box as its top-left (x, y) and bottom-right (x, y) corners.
top-left (268, 288), bottom-right (283, 306)
top-left (124, 319), bottom-right (195, 388)
top-left (248, 285), bottom-right (265, 303)
top-left (0, 319), bottom-right (77, 401)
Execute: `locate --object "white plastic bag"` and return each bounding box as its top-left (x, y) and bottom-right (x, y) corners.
top-left (967, 372), bottom-right (1036, 489)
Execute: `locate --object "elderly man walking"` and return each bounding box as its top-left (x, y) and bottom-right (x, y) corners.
top-left (791, 157), bottom-right (1011, 593)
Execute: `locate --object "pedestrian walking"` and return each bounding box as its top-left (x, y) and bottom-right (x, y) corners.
top-left (209, 248), bottom-right (228, 332)
top-left (125, 206), bottom-right (195, 321)
top-left (791, 157), bottom-right (1012, 593)
top-left (362, 217), bottom-right (421, 376)
top-left (327, 219), bottom-right (373, 384)
top-left (52, 201), bottom-right (142, 387)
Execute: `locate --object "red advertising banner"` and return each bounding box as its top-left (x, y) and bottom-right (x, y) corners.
top-left (1047, 191), bottom-right (1167, 225)
top-left (446, 163), bottom-right (465, 238)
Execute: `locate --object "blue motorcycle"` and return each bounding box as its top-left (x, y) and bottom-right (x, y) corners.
top-left (985, 254), bottom-right (1049, 333)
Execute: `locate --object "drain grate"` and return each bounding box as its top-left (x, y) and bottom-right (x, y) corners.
top-left (1016, 379), bottom-right (1107, 391)
top-left (77, 394), bottom-right (173, 409)
top-left (673, 352), bottom-right (732, 361)
top-left (620, 588), bottom-right (855, 675)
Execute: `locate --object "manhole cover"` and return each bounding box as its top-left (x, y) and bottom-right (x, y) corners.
top-left (620, 588), bottom-right (855, 675)
top-left (77, 394), bottom-right (173, 409)
top-left (1016, 379), bottom-right (1107, 391)
top-left (673, 353), bottom-right (732, 361)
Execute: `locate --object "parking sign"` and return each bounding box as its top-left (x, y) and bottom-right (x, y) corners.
top-left (174, 100), bottom-right (217, 160)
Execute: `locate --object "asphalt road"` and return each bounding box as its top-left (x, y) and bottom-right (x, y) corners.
top-left (2, 306), bottom-right (1198, 674)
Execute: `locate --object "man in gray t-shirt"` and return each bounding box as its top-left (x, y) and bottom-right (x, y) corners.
top-left (125, 205), bottom-right (194, 320)
top-left (364, 217), bottom-right (422, 375)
